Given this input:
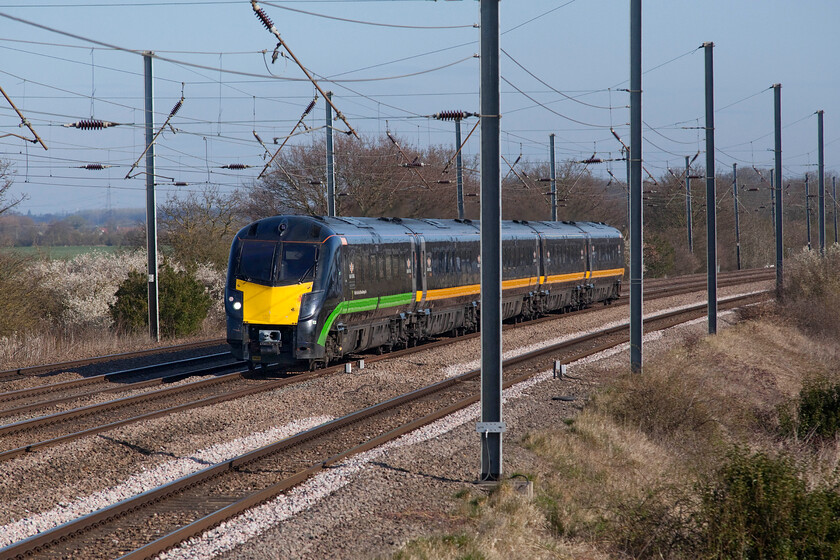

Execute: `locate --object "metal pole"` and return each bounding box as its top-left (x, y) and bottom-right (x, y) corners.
top-left (805, 174), bottom-right (811, 250)
top-left (704, 42), bottom-right (717, 335)
top-left (549, 133), bottom-right (557, 221)
top-left (478, 0), bottom-right (503, 482)
top-left (818, 110), bottom-right (825, 253)
top-left (685, 155), bottom-right (693, 253)
top-left (770, 169), bottom-right (776, 230)
top-left (456, 118), bottom-right (465, 220)
top-left (773, 84), bottom-right (783, 297)
top-left (629, 0), bottom-right (643, 372)
top-left (733, 163), bottom-right (741, 270)
top-left (834, 177), bottom-right (838, 244)
top-left (143, 52), bottom-right (159, 342)
top-left (624, 146), bottom-right (630, 231)
top-left (326, 92), bottom-right (336, 217)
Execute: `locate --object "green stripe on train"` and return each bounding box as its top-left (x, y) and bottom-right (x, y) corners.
top-left (316, 292), bottom-right (414, 346)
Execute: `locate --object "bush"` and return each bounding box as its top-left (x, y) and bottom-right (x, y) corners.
top-left (698, 447), bottom-right (840, 559)
top-left (0, 252), bottom-right (63, 337)
top-left (110, 263), bottom-right (212, 337)
top-left (34, 250), bottom-right (147, 330)
top-left (782, 246), bottom-right (840, 338)
top-left (644, 233), bottom-right (676, 277)
top-left (787, 382), bottom-right (840, 441)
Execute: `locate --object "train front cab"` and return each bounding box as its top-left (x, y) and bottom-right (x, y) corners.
top-left (225, 217), bottom-right (342, 369)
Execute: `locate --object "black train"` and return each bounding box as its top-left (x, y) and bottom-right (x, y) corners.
top-left (225, 215), bottom-right (624, 369)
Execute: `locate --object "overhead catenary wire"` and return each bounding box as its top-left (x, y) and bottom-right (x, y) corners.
top-left (501, 76), bottom-right (615, 129)
top-left (125, 92), bottom-right (185, 178)
top-left (250, 1), bottom-right (357, 138)
top-left (260, 1), bottom-right (478, 30)
top-left (258, 94), bottom-right (319, 179)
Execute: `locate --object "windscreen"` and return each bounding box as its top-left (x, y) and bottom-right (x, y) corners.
top-left (237, 240), bottom-right (277, 284)
top-left (235, 240), bottom-right (318, 286)
top-left (277, 243), bottom-right (318, 285)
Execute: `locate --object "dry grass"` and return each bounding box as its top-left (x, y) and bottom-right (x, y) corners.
top-left (0, 322), bottom-right (224, 370)
top-left (394, 482), bottom-right (606, 560)
top-left (395, 309), bottom-right (840, 560)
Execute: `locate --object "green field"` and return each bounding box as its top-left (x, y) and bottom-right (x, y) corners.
top-left (1, 246), bottom-right (122, 259)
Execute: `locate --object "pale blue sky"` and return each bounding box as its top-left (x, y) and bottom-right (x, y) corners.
top-left (0, 0), bottom-right (838, 214)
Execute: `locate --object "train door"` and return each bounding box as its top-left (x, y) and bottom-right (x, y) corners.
top-left (584, 235), bottom-right (592, 280)
top-left (414, 235), bottom-right (427, 307)
top-left (538, 234), bottom-right (546, 286)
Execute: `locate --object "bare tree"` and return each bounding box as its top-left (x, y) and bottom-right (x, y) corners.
top-left (0, 159), bottom-right (24, 216)
top-left (159, 185), bottom-right (246, 270)
top-left (243, 134), bottom-right (476, 220)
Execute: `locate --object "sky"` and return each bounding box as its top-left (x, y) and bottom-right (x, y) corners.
top-left (0, 0), bottom-right (838, 215)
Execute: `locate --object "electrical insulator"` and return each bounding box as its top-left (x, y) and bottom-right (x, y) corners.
top-left (436, 180), bottom-right (452, 184)
top-left (252, 2), bottom-right (275, 31)
top-left (78, 163), bottom-right (109, 170)
top-left (174, 182), bottom-right (189, 186)
top-left (435, 110), bottom-right (469, 121)
top-left (169, 100), bottom-right (183, 118)
top-left (221, 164), bottom-right (250, 170)
top-left (303, 98), bottom-right (317, 116)
top-left (63, 119), bottom-right (119, 130)
top-left (309, 179), bottom-right (323, 185)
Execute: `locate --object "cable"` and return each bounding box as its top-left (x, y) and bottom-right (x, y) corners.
top-left (260, 1), bottom-right (477, 30)
top-left (502, 0), bottom-right (578, 36)
top-left (501, 48), bottom-right (614, 110)
top-left (501, 76), bottom-right (613, 129)
top-left (262, 51), bottom-right (476, 83)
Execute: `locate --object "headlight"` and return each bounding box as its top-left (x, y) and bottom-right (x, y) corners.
top-left (298, 290), bottom-right (324, 321)
top-left (226, 288), bottom-right (244, 319)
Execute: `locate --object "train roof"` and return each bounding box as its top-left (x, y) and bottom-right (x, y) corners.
top-left (234, 215), bottom-right (622, 244)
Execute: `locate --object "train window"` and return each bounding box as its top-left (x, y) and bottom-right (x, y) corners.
top-left (276, 243), bottom-right (318, 286)
top-left (237, 240), bottom-right (277, 284)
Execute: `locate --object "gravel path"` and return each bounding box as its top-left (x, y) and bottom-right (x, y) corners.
top-left (0, 281), bottom-right (770, 555)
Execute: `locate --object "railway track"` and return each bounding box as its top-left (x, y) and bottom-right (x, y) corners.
top-left (0, 353), bottom-right (238, 417)
top-left (0, 268), bottom-right (773, 387)
top-left (0, 338), bottom-right (227, 383)
top-left (0, 268), bottom-right (773, 464)
top-left (0, 290), bottom-right (771, 560)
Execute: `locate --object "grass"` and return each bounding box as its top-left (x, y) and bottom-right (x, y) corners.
top-left (394, 302), bottom-right (840, 560)
top-left (0, 323), bottom-right (225, 371)
top-left (1, 245), bottom-right (121, 259)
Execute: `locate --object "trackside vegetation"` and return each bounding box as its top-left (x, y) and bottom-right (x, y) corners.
top-left (109, 263), bottom-right (212, 337)
top-left (394, 248), bottom-right (840, 560)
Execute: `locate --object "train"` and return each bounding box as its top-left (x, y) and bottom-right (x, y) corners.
top-left (225, 215), bottom-right (624, 370)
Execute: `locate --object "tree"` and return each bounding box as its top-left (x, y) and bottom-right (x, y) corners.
top-left (0, 159), bottom-right (24, 216)
top-left (243, 134), bottom-right (478, 220)
top-left (109, 263), bottom-right (212, 337)
top-left (159, 185), bottom-right (246, 270)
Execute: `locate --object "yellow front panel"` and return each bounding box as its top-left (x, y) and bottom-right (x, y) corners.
top-left (236, 279), bottom-right (314, 325)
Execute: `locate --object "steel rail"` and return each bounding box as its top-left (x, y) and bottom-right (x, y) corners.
top-left (0, 338), bottom-right (226, 381)
top-left (0, 290), bottom-right (770, 560)
top-left (0, 358), bottom-right (244, 419)
top-left (0, 271), bottom-right (772, 464)
top-left (0, 353), bottom-right (236, 405)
